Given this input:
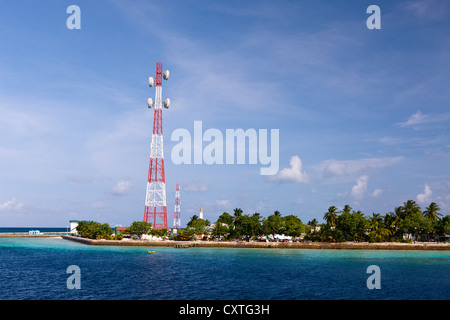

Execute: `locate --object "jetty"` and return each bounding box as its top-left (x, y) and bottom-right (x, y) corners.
top-left (174, 243), bottom-right (198, 248)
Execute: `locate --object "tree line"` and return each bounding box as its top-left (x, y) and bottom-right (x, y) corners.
top-left (75, 200), bottom-right (449, 242)
top-left (317, 201), bottom-right (448, 242)
top-left (75, 220), bottom-right (115, 239)
top-left (75, 220), bottom-right (168, 240)
top-left (180, 200), bottom-right (449, 242)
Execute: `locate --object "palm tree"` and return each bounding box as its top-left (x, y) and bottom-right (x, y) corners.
top-left (369, 213), bottom-right (391, 242)
top-left (401, 200), bottom-right (422, 217)
top-left (353, 210), bottom-right (364, 217)
top-left (390, 206), bottom-right (404, 229)
top-left (370, 226), bottom-right (391, 242)
top-left (308, 218), bottom-right (319, 234)
top-left (187, 215), bottom-right (199, 228)
top-left (368, 213), bottom-right (383, 231)
top-left (384, 212), bottom-right (397, 239)
top-left (274, 210), bottom-right (281, 217)
top-left (233, 208), bottom-right (243, 218)
top-left (323, 206), bottom-right (338, 227)
top-left (342, 204), bottom-right (352, 215)
top-left (424, 202), bottom-right (442, 221)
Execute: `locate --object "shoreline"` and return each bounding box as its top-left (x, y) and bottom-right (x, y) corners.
top-left (0, 232), bottom-right (68, 238)
top-left (61, 235), bottom-right (450, 251)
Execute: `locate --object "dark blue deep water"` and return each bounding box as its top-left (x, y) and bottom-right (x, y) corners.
top-left (0, 227), bottom-right (68, 233)
top-left (0, 238), bottom-right (448, 300)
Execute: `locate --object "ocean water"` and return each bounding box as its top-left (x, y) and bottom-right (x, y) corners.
top-left (0, 237), bottom-right (448, 300)
top-left (0, 227), bottom-right (69, 233)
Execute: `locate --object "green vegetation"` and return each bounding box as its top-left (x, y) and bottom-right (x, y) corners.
top-left (308, 200), bottom-right (448, 242)
top-left (124, 221), bottom-right (152, 239)
top-left (187, 215), bottom-right (210, 234)
top-left (172, 215), bottom-right (211, 241)
top-left (76, 200), bottom-right (448, 243)
top-left (173, 227), bottom-right (196, 241)
top-left (209, 201), bottom-right (449, 243)
top-left (76, 220), bottom-right (169, 240)
top-left (123, 221), bottom-right (169, 238)
top-left (208, 208), bottom-right (307, 240)
top-left (76, 220), bottom-right (113, 240)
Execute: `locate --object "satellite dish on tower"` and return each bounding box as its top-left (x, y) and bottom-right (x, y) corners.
top-left (163, 98), bottom-right (170, 109)
top-left (163, 70), bottom-right (170, 80)
top-left (149, 77), bottom-right (154, 87)
top-left (148, 98), bottom-right (154, 108)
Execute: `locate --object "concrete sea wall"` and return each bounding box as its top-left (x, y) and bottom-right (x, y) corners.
top-left (0, 232), bottom-right (68, 238)
top-left (62, 235), bottom-right (450, 250)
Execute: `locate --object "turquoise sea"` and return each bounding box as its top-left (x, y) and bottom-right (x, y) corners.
top-left (0, 237), bottom-right (448, 300)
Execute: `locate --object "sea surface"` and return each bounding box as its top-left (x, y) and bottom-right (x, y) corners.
top-left (0, 227), bottom-right (69, 233)
top-left (0, 237), bottom-right (448, 300)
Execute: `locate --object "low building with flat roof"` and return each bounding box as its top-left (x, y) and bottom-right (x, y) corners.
top-left (69, 220), bottom-right (79, 235)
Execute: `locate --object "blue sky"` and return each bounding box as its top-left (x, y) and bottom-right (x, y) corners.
top-left (0, 0), bottom-right (449, 227)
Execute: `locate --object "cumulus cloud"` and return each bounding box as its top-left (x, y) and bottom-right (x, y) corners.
top-left (351, 175), bottom-right (369, 199)
top-left (417, 184), bottom-right (432, 203)
top-left (270, 155), bottom-right (309, 183)
top-left (111, 180), bottom-right (133, 195)
top-left (371, 189), bottom-right (383, 197)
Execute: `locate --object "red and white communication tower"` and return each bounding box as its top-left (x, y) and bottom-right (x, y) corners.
top-left (144, 61), bottom-right (171, 229)
top-left (173, 184), bottom-right (181, 229)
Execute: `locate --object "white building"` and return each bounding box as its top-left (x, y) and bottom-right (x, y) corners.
top-left (69, 220), bottom-right (79, 235)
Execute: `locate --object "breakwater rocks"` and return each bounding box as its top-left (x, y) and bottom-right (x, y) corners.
top-left (61, 235), bottom-right (450, 250)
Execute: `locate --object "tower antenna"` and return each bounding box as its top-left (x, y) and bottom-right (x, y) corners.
top-left (144, 61), bottom-right (170, 229)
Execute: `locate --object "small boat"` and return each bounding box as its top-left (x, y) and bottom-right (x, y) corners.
top-left (147, 251), bottom-right (157, 254)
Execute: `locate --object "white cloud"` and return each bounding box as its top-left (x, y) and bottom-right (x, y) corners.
top-left (398, 110), bottom-right (428, 127)
top-left (183, 179), bottom-right (210, 193)
top-left (371, 189), bottom-right (383, 197)
top-left (86, 110), bottom-right (152, 176)
top-left (351, 175), bottom-right (369, 199)
top-left (318, 156), bottom-right (403, 179)
top-left (0, 198), bottom-right (24, 211)
top-left (270, 155), bottom-right (309, 183)
top-left (67, 174), bottom-right (94, 184)
top-left (92, 201), bottom-right (108, 209)
top-left (215, 199), bottom-right (231, 207)
top-left (378, 137), bottom-right (405, 146)
top-left (0, 98), bottom-right (57, 136)
top-left (417, 184), bottom-right (432, 203)
top-left (406, 0), bottom-right (449, 20)
top-left (111, 180), bottom-right (133, 195)
top-left (397, 110), bottom-right (450, 128)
